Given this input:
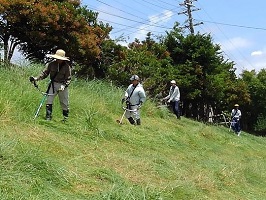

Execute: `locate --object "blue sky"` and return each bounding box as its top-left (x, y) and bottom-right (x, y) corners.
top-left (82, 0), bottom-right (266, 75)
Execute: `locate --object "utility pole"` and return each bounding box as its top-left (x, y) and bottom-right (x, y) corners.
top-left (178, 0), bottom-right (203, 34)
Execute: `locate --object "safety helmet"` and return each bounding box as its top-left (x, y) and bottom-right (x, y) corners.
top-left (234, 104), bottom-right (239, 107)
top-left (130, 75), bottom-right (139, 81)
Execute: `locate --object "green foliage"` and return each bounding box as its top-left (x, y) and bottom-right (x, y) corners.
top-left (163, 28), bottom-right (250, 119)
top-left (0, 65), bottom-right (266, 199)
top-left (0, 0), bottom-right (111, 77)
top-left (107, 35), bottom-right (177, 97)
top-left (241, 69), bottom-right (266, 134)
top-left (255, 114), bottom-right (266, 132)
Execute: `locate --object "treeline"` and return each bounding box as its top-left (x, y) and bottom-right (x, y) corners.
top-left (0, 0), bottom-right (265, 135)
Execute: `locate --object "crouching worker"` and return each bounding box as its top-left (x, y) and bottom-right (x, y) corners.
top-left (122, 75), bottom-right (146, 125)
top-left (231, 104), bottom-right (242, 136)
top-left (31, 49), bottom-right (71, 121)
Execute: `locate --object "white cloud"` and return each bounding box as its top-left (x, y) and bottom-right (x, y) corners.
top-left (251, 51), bottom-right (263, 56)
top-left (133, 10), bottom-right (173, 42)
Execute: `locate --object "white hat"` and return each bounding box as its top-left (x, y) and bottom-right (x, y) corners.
top-left (170, 80), bottom-right (176, 84)
top-left (48, 49), bottom-right (70, 61)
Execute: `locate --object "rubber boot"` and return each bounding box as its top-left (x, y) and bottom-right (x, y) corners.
top-left (62, 109), bottom-right (69, 122)
top-left (46, 104), bottom-right (52, 120)
top-left (136, 119), bottom-right (141, 125)
top-left (128, 117), bottom-right (135, 125)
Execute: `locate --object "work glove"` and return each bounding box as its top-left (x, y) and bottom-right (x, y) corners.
top-left (59, 85), bottom-right (65, 91)
top-left (126, 100), bottom-right (130, 106)
top-left (29, 76), bottom-right (37, 82)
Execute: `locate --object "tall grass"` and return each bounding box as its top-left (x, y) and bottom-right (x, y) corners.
top-left (0, 64), bottom-right (266, 199)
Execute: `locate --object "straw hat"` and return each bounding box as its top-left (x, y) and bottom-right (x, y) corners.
top-left (48, 49), bottom-right (69, 61)
top-left (170, 80), bottom-right (176, 84)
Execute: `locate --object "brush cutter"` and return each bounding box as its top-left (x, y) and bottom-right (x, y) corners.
top-left (34, 93), bottom-right (48, 120)
top-left (116, 107), bottom-right (137, 125)
top-left (29, 76), bottom-right (55, 120)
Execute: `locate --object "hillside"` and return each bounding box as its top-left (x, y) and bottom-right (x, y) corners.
top-left (0, 65), bottom-right (266, 200)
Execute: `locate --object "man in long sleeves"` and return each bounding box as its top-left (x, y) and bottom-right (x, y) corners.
top-left (122, 75), bottom-right (146, 125)
top-left (231, 104), bottom-right (242, 136)
top-left (163, 80), bottom-right (181, 119)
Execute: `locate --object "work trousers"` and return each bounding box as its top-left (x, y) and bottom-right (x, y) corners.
top-left (125, 105), bottom-right (140, 120)
top-left (46, 82), bottom-right (69, 111)
top-left (231, 118), bottom-right (241, 133)
top-left (169, 100), bottom-right (180, 118)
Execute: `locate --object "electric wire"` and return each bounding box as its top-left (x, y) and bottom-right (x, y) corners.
top-left (90, 5), bottom-right (175, 30)
top-left (86, 0), bottom-right (266, 73)
top-left (195, 1), bottom-right (255, 72)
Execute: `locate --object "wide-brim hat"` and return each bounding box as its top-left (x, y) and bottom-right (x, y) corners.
top-left (48, 49), bottom-right (70, 61)
top-left (170, 80), bottom-right (176, 84)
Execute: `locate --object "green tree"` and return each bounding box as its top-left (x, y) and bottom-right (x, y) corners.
top-left (163, 26), bottom-right (250, 120)
top-left (0, 0), bottom-right (111, 78)
top-left (107, 33), bottom-right (176, 97)
top-left (241, 69), bottom-right (266, 134)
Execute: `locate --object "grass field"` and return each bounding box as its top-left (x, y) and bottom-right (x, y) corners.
top-left (0, 64), bottom-right (265, 199)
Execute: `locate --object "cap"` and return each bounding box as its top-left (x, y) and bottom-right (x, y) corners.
top-left (170, 80), bottom-right (176, 84)
top-left (130, 75), bottom-right (140, 81)
top-left (234, 104), bottom-right (239, 107)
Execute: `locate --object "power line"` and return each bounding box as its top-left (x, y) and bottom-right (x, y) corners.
top-left (105, 0), bottom-right (155, 17)
top-left (90, 6), bottom-right (173, 30)
top-left (98, 17), bottom-right (169, 34)
top-left (198, 19), bottom-right (266, 31)
top-left (195, 2), bottom-right (255, 72)
top-left (95, 0), bottom-right (147, 21)
top-left (154, 0), bottom-right (180, 8)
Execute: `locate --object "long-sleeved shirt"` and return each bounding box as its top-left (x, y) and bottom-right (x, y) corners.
top-left (37, 60), bottom-right (71, 87)
top-left (124, 83), bottom-right (146, 106)
top-left (231, 109), bottom-right (241, 119)
top-left (165, 85), bottom-right (180, 102)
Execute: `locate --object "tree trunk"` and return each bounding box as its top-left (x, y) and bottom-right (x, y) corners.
top-left (2, 35), bottom-right (18, 64)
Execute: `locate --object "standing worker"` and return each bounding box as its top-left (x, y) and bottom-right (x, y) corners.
top-left (163, 80), bottom-right (181, 119)
top-left (31, 49), bottom-right (71, 121)
top-left (122, 75), bottom-right (146, 125)
top-left (231, 104), bottom-right (242, 136)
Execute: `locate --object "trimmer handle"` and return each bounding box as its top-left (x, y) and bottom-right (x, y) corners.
top-left (29, 76), bottom-right (35, 82)
top-left (29, 76), bottom-right (38, 88)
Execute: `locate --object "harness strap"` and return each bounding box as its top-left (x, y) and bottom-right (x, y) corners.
top-left (50, 63), bottom-right (63, 93)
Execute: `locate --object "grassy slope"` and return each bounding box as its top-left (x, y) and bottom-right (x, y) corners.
top-left (0, 66), bottom-right (266, 200)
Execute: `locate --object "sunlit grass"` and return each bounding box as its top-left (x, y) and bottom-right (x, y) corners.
top-left (0, 64), bottom-right (266, 199)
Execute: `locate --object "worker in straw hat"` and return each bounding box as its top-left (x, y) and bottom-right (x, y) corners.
top-left (31, 49), bottom-right (72, 121)
top-left (231, 104), bottom-right (242, 136)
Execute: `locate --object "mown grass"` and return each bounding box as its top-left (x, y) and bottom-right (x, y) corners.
top-left (0, 64), bottom-right (266, 199)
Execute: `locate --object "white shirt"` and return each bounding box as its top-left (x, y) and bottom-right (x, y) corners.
top-left (231, 108), bottom-right (241, 119)
top-left (165, 85), bottom-right (180, 102)
top-left (124, 83), bottom-right (146, 105)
